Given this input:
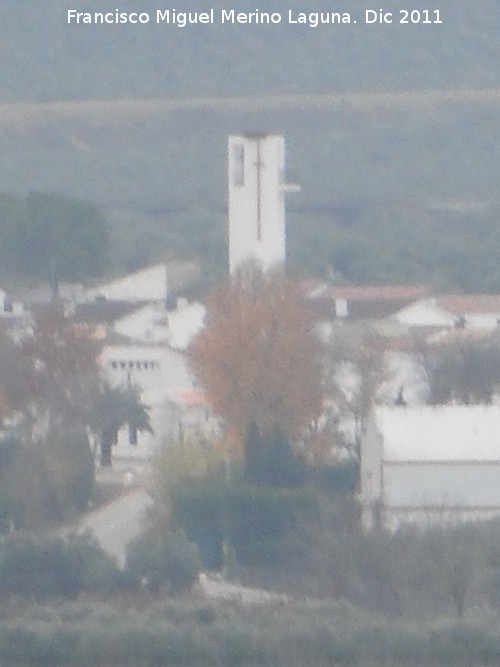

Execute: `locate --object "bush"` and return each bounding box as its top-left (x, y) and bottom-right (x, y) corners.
top-left (0, 532), bottom-right (122, 599)
top-left (126, 525), bottom-right (201, 595)
top-left (171, 477), bottom-right (317, 568)
top-left (170, 476), bottom-right (226, 569)
top-left (244, 423), bottom-right (306, 488)
top-left (152, 432), bottom-right (226, 511)
top-left (1, 440), bottom-right (59, 528)
top-left (65, 532), bottom-right (123, 597)
top-left (42, 423), bottom-right (95, 515)
top-left (227, 484), bottom-right (317, 566)
top-left (0, 426), bottom-right (95, 531)
top-left (308, 459), bottom-right (359, 495)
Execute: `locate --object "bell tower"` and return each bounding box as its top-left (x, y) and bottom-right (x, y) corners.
top-left (228, 134), bottom-right (299, 274)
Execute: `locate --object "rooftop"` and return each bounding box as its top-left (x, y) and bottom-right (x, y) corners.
top-left (436, 295), bottom-right (500, 315)
top-left (316, 284), bottom-right (429, 302)
top-left (374, 405), bottom-right (500, 463)
top-left (87, 264), bottom-right (168, 303)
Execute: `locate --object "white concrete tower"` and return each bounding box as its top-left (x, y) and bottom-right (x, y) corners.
top-left (228, 134), bottom-right (299, 274)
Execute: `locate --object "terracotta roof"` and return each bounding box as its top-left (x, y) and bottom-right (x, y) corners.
top-left (436, 295), bottom-right (500, 315)
top-left (426, 327), bottom-right (493, 346)
top-left (321, 285), bottom-right (428, 302)
top-left (305, 284), bottom-right (429, 320)
top-left (174, 390), bottom-right (207, 408)
top-left (364, 335), bottom-right (417, 353)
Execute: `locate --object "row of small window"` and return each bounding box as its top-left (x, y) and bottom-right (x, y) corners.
top-left (109, 360), bottom-right (160, 371)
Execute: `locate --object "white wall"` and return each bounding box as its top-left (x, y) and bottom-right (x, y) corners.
top-left (228, 134), bottom-right (290, 274)
top-left (359, 406), bottom-right (500, 530)
top-left (359, 416), bottom-right (384, 530)
top-left (99, 344), bottom-right (197, 460)
top-left (383, 462), bottom-right (500, 509)
top-left (100, 345), bottom-right (192, 392)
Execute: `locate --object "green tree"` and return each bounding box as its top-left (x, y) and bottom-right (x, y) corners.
top-left (245, 421), bottom-right (305, 487)
top-left (13, 192), bottom-right (108, 295)
top-left (42, 421), bottom-right (95, 514)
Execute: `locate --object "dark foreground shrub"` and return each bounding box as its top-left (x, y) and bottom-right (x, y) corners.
top-left (227, 484), bottom-right (317, 566)
top-left (42, 423), bottom-right (95, 515)
top-left (0, 531), bottom-right (121, 599)
top-left (2, 599), bottom-right (500, 667)
top-left (0, 426), bottom-right (94, 531)
top-left (308, 458), bottom-right (359, 495)
top-left (126, 526), bottom-right (200, 594)
top-left (244, 422), bottom-right (306, 488)
top-left (65, 532), bottom-right (123, 596)
top-left (171, 477), bottom-right (317, 568)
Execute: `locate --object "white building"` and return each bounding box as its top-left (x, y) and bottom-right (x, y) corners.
top-left (395, 295), bottom-right (500, 330)
top-left (395, 298), bottom-right (457, 328)
top-left (228, 134), bottom-right (299, 274)
top-left (360, 405), bottom-right (500, 530)
top-left (99, 344), bottom-right (205, 459)
top-left (86, 263), bottom-right (168, 304)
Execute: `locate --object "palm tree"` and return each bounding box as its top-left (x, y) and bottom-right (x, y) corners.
top-left (90, 384), bottom-right (153, 466)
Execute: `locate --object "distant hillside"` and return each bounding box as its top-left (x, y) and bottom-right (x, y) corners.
top-left (1, 88), bottom-right (499, 289)
top-left (1, 0), bottom-right (500, 103)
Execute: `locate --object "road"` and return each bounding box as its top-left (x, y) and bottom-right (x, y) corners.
top-left (77, 473), bottom-right (154, 569)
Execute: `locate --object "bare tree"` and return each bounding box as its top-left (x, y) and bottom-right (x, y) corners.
top-left (324, 332), bottom-right (386, 452)
top-left (417, 338), bottom-right (500, 405)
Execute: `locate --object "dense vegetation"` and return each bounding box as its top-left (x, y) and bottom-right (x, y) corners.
top-left (7, 450), bottom-right (500, 666)
top-left (155, 443), bottom-right (500, 621)
top-left (5, 576), bottom-right (500, 666)
top-left (0, 532), bottom-right (122, 600)
top-left (3, 596), bottom-right (500, 667)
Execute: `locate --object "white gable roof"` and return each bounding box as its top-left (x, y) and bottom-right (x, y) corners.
top-left (374, 405), bottom-right (500, 462)
top-left (114, 304), bottom-right (169, 343)
top-left (88, 264), bottom-right (168, 303)
top-left (395, 298), bottom-right (457, 327)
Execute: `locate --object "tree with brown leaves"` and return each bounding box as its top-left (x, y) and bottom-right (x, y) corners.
top-left (190, 270), bottom-right (324, 474)
top-left (22, 309), bottom-right (152, 467)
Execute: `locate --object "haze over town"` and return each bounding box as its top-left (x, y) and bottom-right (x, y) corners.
top-left (1, 2), bottom-right (500, 665)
